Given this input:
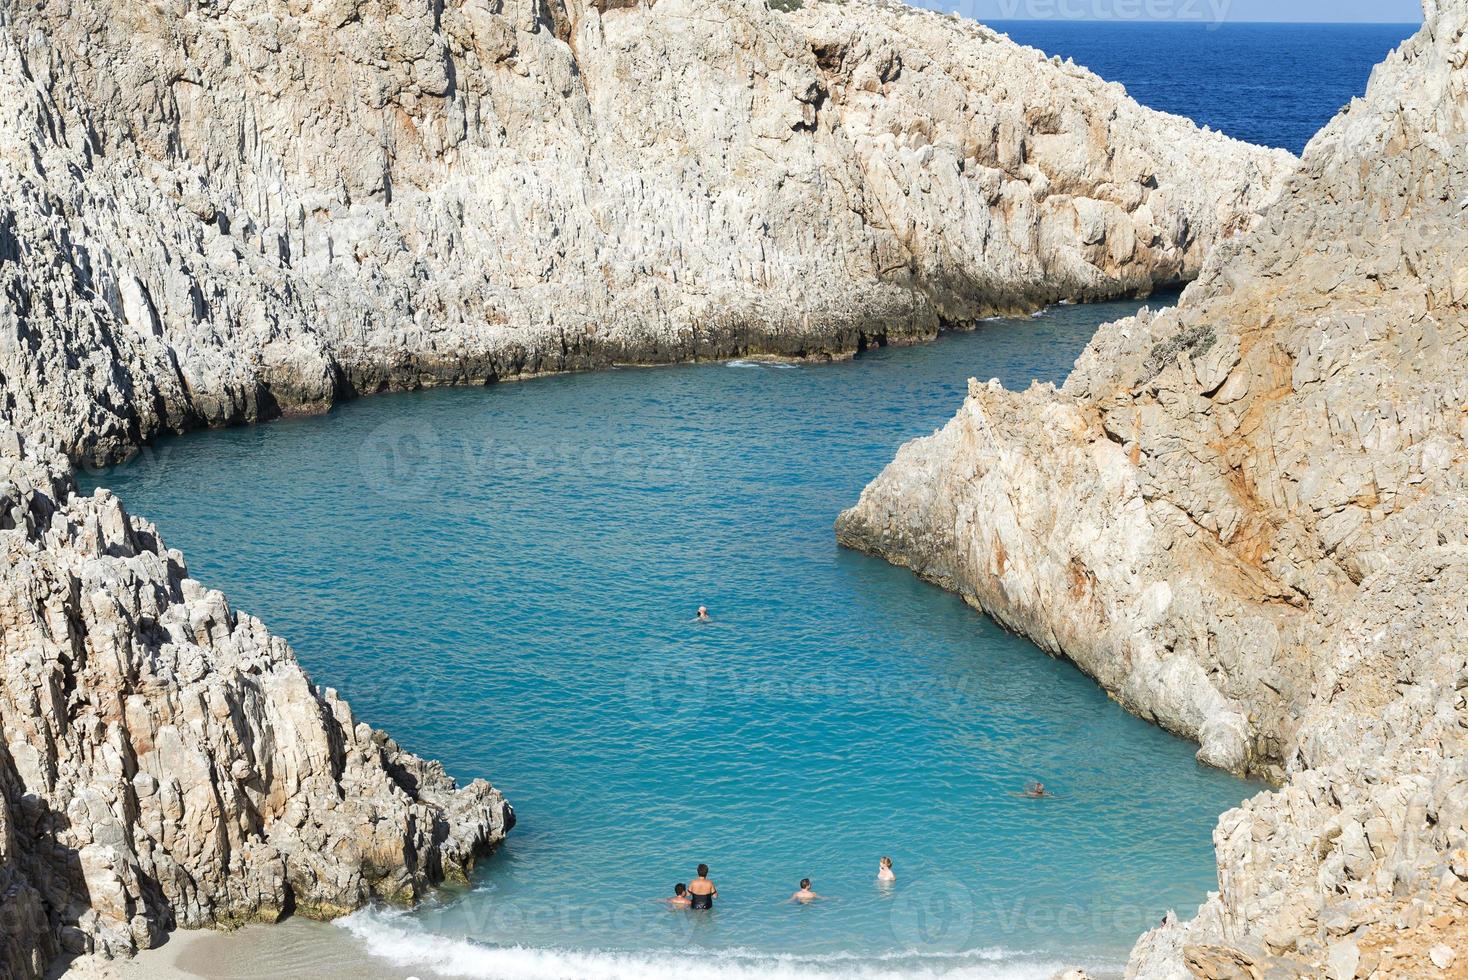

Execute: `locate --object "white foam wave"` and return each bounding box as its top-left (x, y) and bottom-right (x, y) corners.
top-left (336, 908), bottom-right (1078, 980)
top-left (726, 359), bottom-right (799, 369)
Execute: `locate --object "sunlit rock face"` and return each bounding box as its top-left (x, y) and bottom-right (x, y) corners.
top-left (0, 0), bottom-right (1288, 464)
top-left (839, 2), bottom-right (1468, 975)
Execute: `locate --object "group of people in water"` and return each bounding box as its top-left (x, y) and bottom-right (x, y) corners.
top-left (659, 857), bottom-right (897, 909)
top-left (662, 864), bottom-right (720, 909)
top-left (677, 606), bottom-right (1055, 911)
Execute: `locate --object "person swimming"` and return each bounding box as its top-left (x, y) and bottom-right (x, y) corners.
top-left (1019, 781), bottom-right (1054, 798)
top-left (687, 863), bottom-right (717, 909)
top-left (661, 883), bottom-right (692, 908)
top-left (788, 877), bottom-right (824, 903)
top-left (877, 856), bottom-right (895, 882)
top-left (693, 605), bottom-right (711, 623)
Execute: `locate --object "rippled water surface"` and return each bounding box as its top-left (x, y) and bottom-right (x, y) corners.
top-left (87, 299), bottom-right (1264, 978)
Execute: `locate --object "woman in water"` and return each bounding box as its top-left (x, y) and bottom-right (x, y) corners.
top-left (687, 863), bottom-right (717, 909)
top-left (877, 856), bottom-right (895, 882)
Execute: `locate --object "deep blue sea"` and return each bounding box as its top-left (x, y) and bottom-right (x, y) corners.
top-left (991, 21), bottom-right (1419, 153)
top-left (82, 21), bottom-right (1412, 980)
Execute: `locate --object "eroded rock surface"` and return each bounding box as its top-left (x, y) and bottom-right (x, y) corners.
top-left (0, 430), bottom-right (512, 972)
top-left (0, 0), bottom-right (1289, 464)
top-left (839, 2), bottom-right (1468, 975)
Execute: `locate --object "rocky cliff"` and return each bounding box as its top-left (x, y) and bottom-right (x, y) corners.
top-left (0, 0), bottom-right (1290, 465)
top-left (0, 428), bottom-right (513, 973)
top-left (838, 2), bottom-right (1468, 976)
top-left (0, 0), bottom-right (1294, 974)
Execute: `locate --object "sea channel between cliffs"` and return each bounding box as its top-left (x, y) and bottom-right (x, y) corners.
top-left (82, 300), bottom-right (1263, 978)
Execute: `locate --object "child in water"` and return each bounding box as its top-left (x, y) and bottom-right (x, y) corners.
top-left (877, 856), bottom-right (895, 882)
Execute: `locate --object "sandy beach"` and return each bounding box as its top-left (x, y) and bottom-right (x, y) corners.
top-left (55, 921), bottom-right (401, 980)
top-left (48, 915), bottom-right (1108, 980)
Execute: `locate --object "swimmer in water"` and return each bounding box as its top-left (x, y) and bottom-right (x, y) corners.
top-left (788, 878), bottom-right (824, 903)
top-left (693, 605), bottom-right (711, 623)
top-left (661, 883), bottom-right (691, 908)
top-left (687, 864), bottom-right (717, 909)
top-left (1018, 781), bottom-right (1054, 798)
top-left (877, 856), bottom-right (895, 882)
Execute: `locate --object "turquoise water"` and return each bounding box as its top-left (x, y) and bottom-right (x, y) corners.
top-left (85, 299), bottom-right (1262, 978)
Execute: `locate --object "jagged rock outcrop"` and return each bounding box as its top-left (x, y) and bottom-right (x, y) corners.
top-left (0, 429), bottom-right (512, 973)
top-left (0, 0), bottom-right (1290, 465)
top-left (839, 1), bottom-right (1468, 976)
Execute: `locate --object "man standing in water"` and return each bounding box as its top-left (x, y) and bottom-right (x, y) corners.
top-left (687, 864), bottom-right (717, 909)
top-left (693, 605), bottom-right (711, 623)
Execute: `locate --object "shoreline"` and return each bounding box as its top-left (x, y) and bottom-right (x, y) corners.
top-left (56, 921), bottom-right (400, 980)
top-left (82, 295), bottom-right (1076, 469)
top-left (56, 917), bottom-right (1119, 980)
top-left (78, 291), bottom-right (1181, 480)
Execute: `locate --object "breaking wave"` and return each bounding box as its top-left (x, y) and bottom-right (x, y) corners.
top-left (335, 908), bottom-right (1090, 980)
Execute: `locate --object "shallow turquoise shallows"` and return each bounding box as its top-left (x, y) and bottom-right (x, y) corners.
top-left (84, 299), bottom-right (1262, 979)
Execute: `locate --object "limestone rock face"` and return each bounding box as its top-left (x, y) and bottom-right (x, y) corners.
top-left (0, 430), bottom-right (512, 972)
top-left (0, 0), bottom-right (1294, 972)
top-left (0, 0), bottom-right (1289, 464)
top-left (838, 1), bottom-right (1468, 974)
